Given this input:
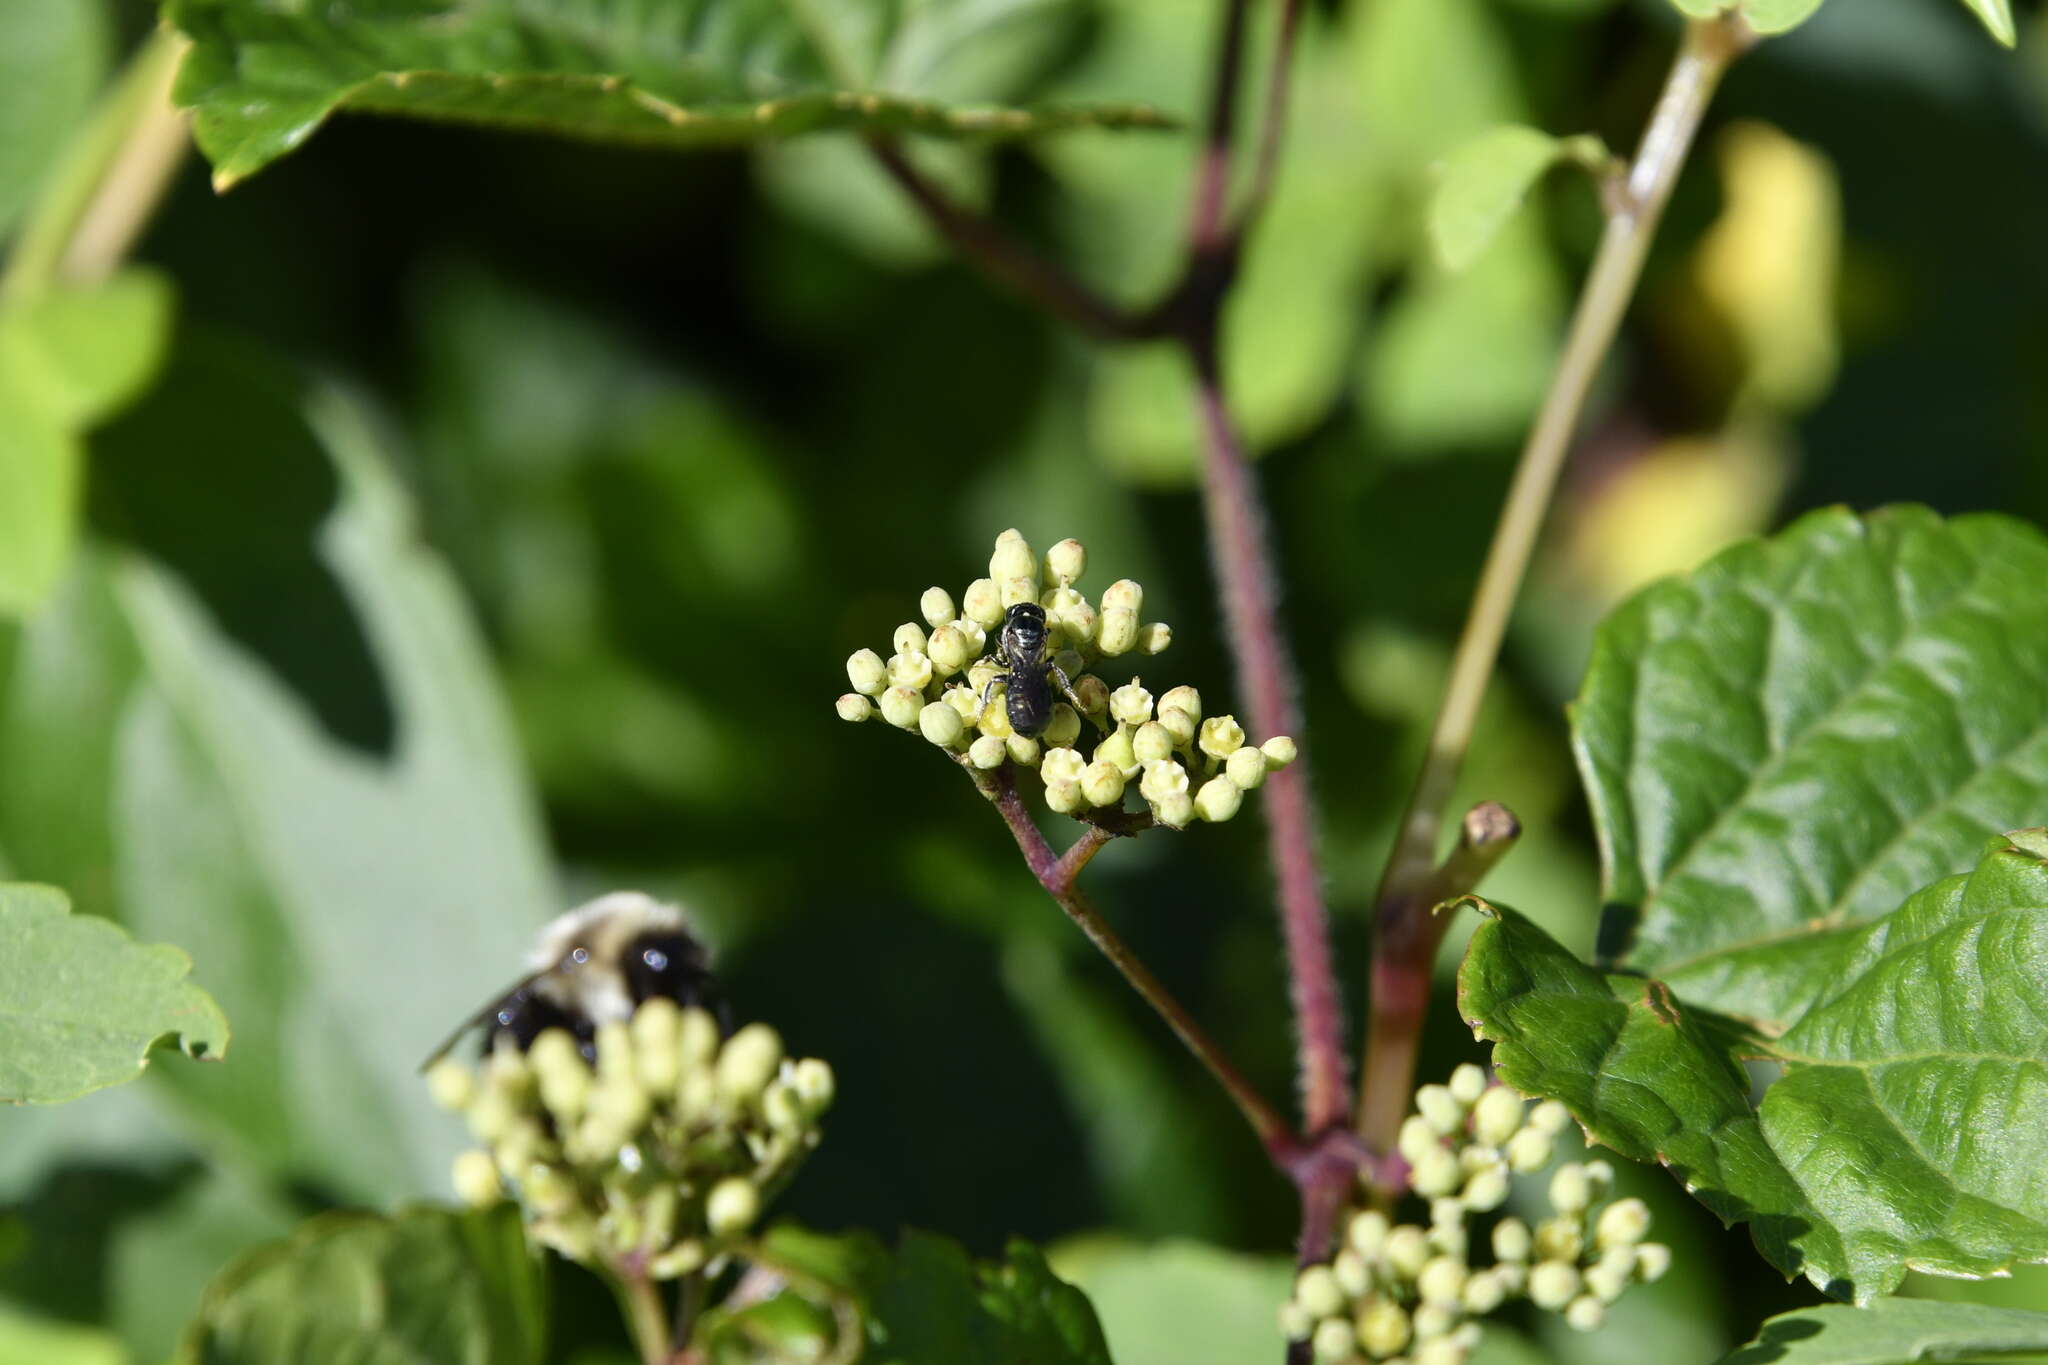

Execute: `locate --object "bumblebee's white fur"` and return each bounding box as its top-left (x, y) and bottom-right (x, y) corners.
top-left (524, 892), bottom-right (694, 1027)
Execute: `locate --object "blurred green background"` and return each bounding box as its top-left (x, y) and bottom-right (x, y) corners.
top-left (3, 0), bottom-right (2047, 1361)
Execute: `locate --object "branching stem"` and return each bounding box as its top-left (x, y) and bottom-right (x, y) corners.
top-left (1358, 15), bottom-right (1754, 1157)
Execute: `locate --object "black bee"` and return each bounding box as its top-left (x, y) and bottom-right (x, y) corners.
top-left (977, 602), bottom-right (1085, 738)
top-left (422, 893), bottom-right (728, 1068)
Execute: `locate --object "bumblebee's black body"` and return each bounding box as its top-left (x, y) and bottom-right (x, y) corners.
top-left (425, 893), bottom-right (728, 1068)
top-left (978, 602), bottom-right (1083, 738)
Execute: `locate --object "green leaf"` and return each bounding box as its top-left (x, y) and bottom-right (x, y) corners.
top-left (1048, 1237), bottom-right (1293, 1365)
top-left (165, 0), bottom-right (1171, 190)
top-left (1429, 126), bottom-right (1590, 271)
top-left (0, 1303), bottom-right (127, 1365)
top-left (1718, 1297), bottom-right (2048, 1364)
top-left (866, 1233), bottom-right (1113, 1365)
top-left (0, 2), bottom-right (109, 241)
top-left (1667, 0), bottom-right (1828, 35)
top-left (1461, 831), bottom-right (2048, 1301)
top-left (0, 269), bottom-right (174, 617)
top-left (1574, 507), bottom-right (2048, 1026)
top-left (177, 1204), bottom-right (545, 1365)
top-left (0, 882), bottom-right (226, 1104)
top-left (1954, 0), bottom-right (2018, 45)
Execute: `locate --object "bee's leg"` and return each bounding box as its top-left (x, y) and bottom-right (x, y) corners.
top-left (973, 671), bottom-right (1007, 728)
top-left (1046, 660), bottom-right (1093, 722)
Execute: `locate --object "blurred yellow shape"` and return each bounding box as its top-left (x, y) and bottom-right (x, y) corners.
top-left (1570, 428), bottom-right (1789, 601)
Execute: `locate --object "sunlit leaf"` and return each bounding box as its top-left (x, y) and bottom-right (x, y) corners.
top-left (1461, 831), bottom-right (2048, 1300)
top-left (165, 0), bottom-right (1171, 189)
top-left (0, 883), bottom-right (225, 1104)
top-left (1428, 125), bottom-right (1592, 272)
top-left (1667, 0), bottom-right (1828, 35)
top-left (1048, 1237), bottom-right (1292, 1365)
top-left (1718, 1297), bottom-right (2048, 1364)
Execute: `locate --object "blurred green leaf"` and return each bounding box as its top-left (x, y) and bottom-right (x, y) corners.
top-left (165, 0), bottom-right (1171, 190)
top-left (177, 1204), bottom-right (545, 1365)
top-left (1462, 831), bottom-right (2048, 1300)
top-left (1575, 507), bottom-right (2048, 1025)
top-left (0, 883), bottom-right (225, 1105)
top-left (1428, 125), bottom-right (1598, 271)
top-left (1668, 0), bottom-right (1827, 35)
top-left (0, 2), bottom-right (108, 242)
top-left (1047, 1236), bottom-right (1291, 1365)
top-left (0, 1304), bottom-right (126, 1365)
top-left (0, 270), bottom-right (173, 617)
top-left (1718, 1298), bottom-right (2048, 1363)
top-left (867, 1232), bottom-right (1112, 1365)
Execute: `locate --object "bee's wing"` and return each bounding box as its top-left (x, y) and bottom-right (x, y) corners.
top-left (417, 970), bottom-right (545, 1072)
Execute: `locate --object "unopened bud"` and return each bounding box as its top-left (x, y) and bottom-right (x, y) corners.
top-left (1098, 607), bottom-right (1139, 656)
top-left (1332, 1248), bottom-right (1371, 1297)
top-left (921, 587), bottom-right (956, 628)
top-left (1046, 539), bottom-right (1087, 586)
top-left (1152, 791), bottom-right (1194, 828)
top-left (1549, 1163), bottom-right (1592, 1214)
top-left (1529, 1100), bottom-right (1572, 1136)
top-left (1094, 727), bottom-right (1139, 777)
top-left (1310, 1318), bottom-right (1357, 1363)
top-left (677, 1007), bottom-right (719, 1069)
top-left (963, 578), bottom-right (1004, 629)
top-left (1347, 1209), bottom-right (1390, 1254)
top-left (706, 1177), bottom-right (761, 1237)
top-left (1224, 745), bottom-right (1266, 789)
top-left (1356, 1297), bottom-right (1411, 1357)
top-left (1472, 1086), bottom-right (1524, 1147)
top-left (1417, 1256), bottom-right (1467, 1304)
top-left (1139, 759), bottom-right (1189, 804)
top-left (716, 1023), bottom-right (784, 1105)
top-left (1157, 685), bottom-right (1200, 724)
top-left (887, 651), bottom-right (933, 691)
top-left (1527, 1260), bottom-right (1581, 1310)
top-left (990, 530), bottom-right (1037, 583)
top-left (893, 622), bottom-right (927, 657)
top-left (1584, 1253), bottom-right (1632, 1304)
top-left (1132, 722), bottom-right (1174, 763)
top-left (1384, 1225), bottom-right (1430, 1279)
top-left (880, 686), bottom-right (923, 729)
top-left (1157, 706), bottom-right (1197, 746)
top-left (1534, 1216), bottom-right (1584, 1263)
top-left (1043, 703), bottom-right (1082, 747)
top-left (1461, 1268), bottom-right (1506, 1315)
top-left (928, 624), bottom-right (976, 672)
top-left (1109, 682), bottom-right (1153, 726)
top-left (836, 693), bottom-right (874, 722)
top-left (1006, 734), bottom-right (1040, 766)
top-left (452, 1149), bottom-right (503, 1207)
top-left (631, 998), bottom-right (683, 1093)
top-left (1492, 1217), bottom-right (1531, 1264)
top-left (1416, 1084), bottom-right (1464, 1135)
top-left (847, 649), bottom-right (887, 696)
top-left (426, 1059), bottom-right (475, 1112)
top-left (1595, 1198), bottom-right (1651, 1250)
top-left (998, 575), bottom-right (1037, 608)
top-left (1261, 736), bottom-right (1298, 769)
top-left (1505, 1127), bottom-right (1554, 1173)
top-left (1564, 1295), bottom-right (1606, 1332)
top-left (920, 701), bottom-right (965, 748)
top-left (1100, 578), bottom-right (1143, 613)
top-left (1447, 1063), bottom-right (1487, 1106)
top-left (1073, 674), bottom-right (1110, 716)
top-left (1045, 780), bottom-right (1084, 814)
top-left (1462, 1165), bottom-right (1509, 1211)
top-left (1082, 761), bottom-right (1126, 807)
top-left (1634, 1243), bottom-right (1672, 1282)
top-left (1278, 1301), bottom-right (1313, 1340)
top-left (1137, 622), bottom-right (1172, 654)
top-left (1399, 1115), bottom-right (1441, 1165)
top-left (1411, 1146), bottom-right (1462, 1198)
top-left (1294, 1265), bottom-right (1345, 1319)
top-left (969, 734), bottom-right (1007, 769)
top-left (1195, 776), bottom-right (1244, 823)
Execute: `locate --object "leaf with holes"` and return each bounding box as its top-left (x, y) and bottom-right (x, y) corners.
top-left (0, 882), bottom-right (227, 1104)
top-left (165, 0), bottom-right (1173, 189)
top-left (1461, 831), bottom-right (2048, 1301)
top-left (1574, 506), bottom-right (2048, 1027)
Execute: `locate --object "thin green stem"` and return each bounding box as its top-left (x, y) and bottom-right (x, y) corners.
top-left (3, 28), bottom-right (187, 300)
top-left (612, 1268), bottom-right (672, 1365)
top-left (1358, 15), bottom-right (1754, 1155)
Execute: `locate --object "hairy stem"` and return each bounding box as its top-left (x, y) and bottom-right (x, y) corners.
top-left (971, 764), bottom-right (1292, 1148)
top-left (1358, 15), bottom-right (1753, 1155)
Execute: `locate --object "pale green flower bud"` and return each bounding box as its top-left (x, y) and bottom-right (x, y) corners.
top-left (484, 1037), bottom-right (533, 1094)
top-left (1595, 1198), bottom-right (1651, 1250)
top-left (1081, 760), bottom-right (1126, 808)
top-left (631, 997), bottom-right (683, 1094)
top-left (1505, 1127), bottom-right (1553, 1173)
top-left (1262, 736), bottom-right (1298, 769)
top-left (1417, 1256), bottom-right (1467, 1305)
top-left (969, 735), bottom-right (1007, 769)
top-left (1411, 1304), bottom-right (1456, 1343)
top-left (426, 1058), bottom-right (475, 1112)
top-left (1584, 1161), bottom-right (1615, 1198)
top-left (920, 587), bottom-right (956, 629)
top-left (998, 575), bottom-right (1038, 609)
top-left (1447, 1063), bottom-right (1486, 1106)
top-left (836, 693), bottom-right (874, 722)
top-left (1157, 706), bottom-right (1197, 746)
top-left (954, 617), bottom-right (987, 655)
top-left (990, 529), bottom-right (1037, 584)
top-left (1471, 1086), bottom-right (1524, 1147)
top-left (650, 1239), bottom-right (707, 1280)
top-left (1094, 727), bottom-right (1139, 777)
top-left (1137, 622), bottom-right (1172, 654)
top-left (1198, 716), bottom-right (1245, 759)
top-left (1109, 682), bottom-right (1154, 726)
top-left (1045, 780), bottom-right (1084, 815)
top-left (1331, 1247), bottom-right (1371, 1297)
top-left (974, 686), bottom-right (1013, 739)
top-left (1311, 1318), bottom-right (1357, 1363)
top-left (1347, 1209), bottom-right (1390, 1254)
top-left (1098, 607), bottom-right (1138, 656)
top-left (1152, 791), bottom-right (1194, 828)
top-left (1073, 674), bottom-right (1110, 716)
top-left (1006, 735), bottom-right (1040, 766)
top-left (716, 1023), bottom-right (784, 1105)
top-left (763, 1081), bottom-right (805, 1134)
top-left (1529, 1100), bottom-right (1572, 1136)
top-left (1416, 1084), bottom-right (1464, 1135)
top-left (894, 622), bottom-right (928, 658)
top-left (1492, 1217), bottom-right (1531, 1264)
top-left (1493, 1261), bottom-right (1528, 1295)
top-left (1549, 1164), bottom-right (1592, 1215)
top-left (1527, 1261), bottom-right (1580, 1311)
top-left (1564, 1295), bottom-right (1606, 1333)
top-left (1194, 776), bottom-right (1243, 823)
top-left (847, 648), bottom-right (887, 696)
top-left (1415, 1339), bottom-right (1470, 1365)
top-left (452, 1149), bottom-right (503, 1206)
top-left (1633, 1243), bottom-right (1671, 1282)
top-left (880, 686), bottom-right (923, 730)
top-left (1223, 745), bottom-right (1266, 789)
top-left (592, 1021), bottom-right (633, 1084)
top-left (1385, 1225), bottom-right (1431, 1280)
top-left (1132, 722), bottom-right (1174, 764)
top-left (465, 1087), bottom-right (517, 1144)
top-left (791, 1057), bottom-right (835, 1114)
top-left (531, 1034), bottom-right (592, 1121)
top-left (1357, 1297), bottom-right (1411, 1357)
top-left (1411, 1146), bottom-right (1462, 1198)
top-left (1046, 538), bottom-right (1087, 586)
top-left (1458, 1144), bottom-right (1500, 1176)
top-left (887, 651), bottom-right (933, 691)
top-left (1427, 1218), bottom-right (1468, 1262)
top-left (928, 624), bottom-right (976, 673)
top-left (676, 1065), bottom-right (716, 1118)
top-left (919, 701), bottom-right (965, 748)
top-left (1101, 578), bottom-right (1143, 614)
top-left (1461, 1268), bottom-right (1507, 1315)
top-left (1585, 1249), bottom-right (1634, 1303)
top-left (1158, 685), bottom-right (1201, 725)
top-left (963, 578), bottom-right (1005, 629)
top-left (1278, 1301), bottom-right (1313, 1341)
top-left (677, 1007), bottom-right (718, 1069)
top-left (1534, 1216), bottom-right (1584, 1263)
top-left (1043, 703), bottom-right (1082, 747)
top-left (1398, 1114), bottom-right (1441, 1165)
top-left (1294, 1265), bottom-right (1345, 1319)
top-left (1462, 1165), bottom-right (1510, 1212)
top-left (944, 687), bottom-right (979, 722)
top-left (1040, 746), bottom-right (1086, 785)
top-left (1139, 759), bottom-right (1189, 804)
top-left (1042, 586), bottom-right (1092, 641)
top-left (706, 1176), bottom-right (760, 1238)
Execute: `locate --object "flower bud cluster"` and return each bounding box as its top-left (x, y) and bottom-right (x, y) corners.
top-left (1279, 1065), bottom-right (1669, 1363)
top-left (837, 529), bottom-right (1297, 828)
top-left (427, 1002), bottom-right (833, 1278)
